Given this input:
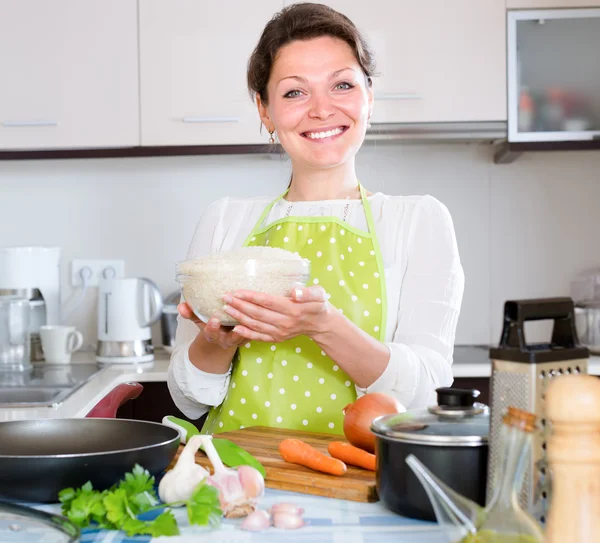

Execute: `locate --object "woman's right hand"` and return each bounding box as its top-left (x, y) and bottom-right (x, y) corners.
top-left (178, 302), bottom-right (245, 350)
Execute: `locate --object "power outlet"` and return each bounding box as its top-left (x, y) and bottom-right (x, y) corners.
top-left (71, 259), bottom-right (125, 287)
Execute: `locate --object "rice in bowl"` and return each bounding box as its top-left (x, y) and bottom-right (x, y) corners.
top-left (176, 246), bottom-right (311, 325)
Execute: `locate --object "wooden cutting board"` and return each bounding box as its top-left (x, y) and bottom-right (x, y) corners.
top-left (170, 426), bottom-right (378, 503)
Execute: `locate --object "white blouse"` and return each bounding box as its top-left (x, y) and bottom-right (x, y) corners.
top-left (167, 192), bottom-right (465, 420)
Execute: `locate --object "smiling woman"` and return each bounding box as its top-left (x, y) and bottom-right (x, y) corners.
top-left (167, 2), bottom-right (465, 435)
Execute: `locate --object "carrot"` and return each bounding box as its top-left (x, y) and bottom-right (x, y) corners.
top-left (278, 439), bottom-right (347, 476)
top-left (327, 441), bottom-right (377, 471)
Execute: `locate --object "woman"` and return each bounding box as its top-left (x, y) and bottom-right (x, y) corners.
top-left (168, 3), bottom-right (464, 434)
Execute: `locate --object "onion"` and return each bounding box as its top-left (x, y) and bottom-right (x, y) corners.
top-left (343, 393), bottom-right (405, 453)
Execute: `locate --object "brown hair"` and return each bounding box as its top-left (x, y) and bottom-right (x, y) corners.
top-left (247, 2), bottom-right (376, 105)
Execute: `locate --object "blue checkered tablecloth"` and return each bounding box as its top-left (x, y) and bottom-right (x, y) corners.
top-left (29, 488), bottom-right (444, 543)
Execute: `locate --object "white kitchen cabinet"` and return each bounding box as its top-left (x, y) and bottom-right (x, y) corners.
top-left (139, 0), bottom-right (284, 146)
top-left (0, 0), bottom-right (139, 151)
top-left (507, 1), bottom-right (600, 7)
top-left (284, 1), bottom-right (506, 123)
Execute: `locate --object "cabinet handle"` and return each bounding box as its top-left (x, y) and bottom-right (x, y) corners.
top-left (2, 120), bottom-right (59, 127)
top-left (375, 93), bottom-right (422, 101)
top-left (182, 116), bottom-right (240, 123)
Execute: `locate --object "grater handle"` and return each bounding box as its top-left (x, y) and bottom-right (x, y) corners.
top-left (499, 297), bottom-right (579, 351)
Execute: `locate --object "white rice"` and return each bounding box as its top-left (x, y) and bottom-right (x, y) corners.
top-left (177, 246), bottom-right (310, 325)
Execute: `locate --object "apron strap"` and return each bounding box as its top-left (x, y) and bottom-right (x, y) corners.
top-left (358, 183), bottom-right (388, 342)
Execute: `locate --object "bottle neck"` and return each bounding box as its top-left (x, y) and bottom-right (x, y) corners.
top-left (488, 423), bottom-right (531, 510)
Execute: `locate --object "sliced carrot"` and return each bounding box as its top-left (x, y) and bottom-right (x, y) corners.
top-left (278, 439), bottom-right (347, 476)
top-left (327, 441), bottom-right (377, 471)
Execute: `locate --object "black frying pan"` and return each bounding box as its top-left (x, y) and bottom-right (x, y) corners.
top-left (0, 383), bottom-right (180, 503)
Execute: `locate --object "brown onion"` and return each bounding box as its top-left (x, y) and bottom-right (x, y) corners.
top-left (342, 393), bottom-right (405, 453)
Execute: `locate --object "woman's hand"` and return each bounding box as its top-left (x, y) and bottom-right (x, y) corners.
top-left (178, 302), bottom-right (246, 349)
top-left (221, 286), bottom-right (332, 343)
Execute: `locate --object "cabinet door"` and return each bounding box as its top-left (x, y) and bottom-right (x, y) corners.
top-left (0, 0), bottom-right (139, 150)
top-left (140, 0), bottom-right (283, 146)
top-left (285, 0), bottom-right (506, 123)
top-left (507, 1), bottom-right (600, 7)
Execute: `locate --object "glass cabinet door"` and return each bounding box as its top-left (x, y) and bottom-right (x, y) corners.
top-left (507, 8), bottom-right (600, 142)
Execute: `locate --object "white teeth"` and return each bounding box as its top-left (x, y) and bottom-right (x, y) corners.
top-left (306, 127), bottom-right (344, 139)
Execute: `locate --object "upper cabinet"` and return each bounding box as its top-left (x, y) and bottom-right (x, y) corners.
top-left (507, 1), bottom-right (600, 7)
top-left (286, 0), bottom-right (507, 123)
top-left (0, 0), bottom-right (139, 151)
top-left (507, 8), bottom-right (600, 142)
top-left (139, 0), bottom-right (283, 146)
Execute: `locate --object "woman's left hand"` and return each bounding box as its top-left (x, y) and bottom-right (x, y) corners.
top-left (221, 286), bottom-right (331, 343)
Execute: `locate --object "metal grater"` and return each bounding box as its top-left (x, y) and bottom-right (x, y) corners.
top-left (487, 298), bottom-right (589, 525)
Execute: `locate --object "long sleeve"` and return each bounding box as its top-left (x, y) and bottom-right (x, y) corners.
top-left (167, 198), bottom-right (233, 420)
top-left (355, 195), bottom-right (465, 409)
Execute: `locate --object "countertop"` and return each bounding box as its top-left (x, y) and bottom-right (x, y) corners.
top-left (1, 346), bottom-right (598, 422)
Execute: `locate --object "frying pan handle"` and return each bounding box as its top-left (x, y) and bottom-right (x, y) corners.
top-left (86, 382), bottom-right (144, 418)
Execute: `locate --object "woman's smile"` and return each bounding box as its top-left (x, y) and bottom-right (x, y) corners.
top-left (300, 125), bottom-right (349, 142)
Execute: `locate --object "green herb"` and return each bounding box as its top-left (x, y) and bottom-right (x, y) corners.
top-left (58, 464), bottom-right (221, 537)
top-left (210, 438), bottom-right (267, 478)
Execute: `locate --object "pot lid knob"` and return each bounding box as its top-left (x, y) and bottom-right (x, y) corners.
top-left (435, 387), bottom-right (480, 408)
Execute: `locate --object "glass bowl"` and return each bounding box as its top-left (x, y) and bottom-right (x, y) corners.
top-left (176, 247), bottom-right (310, 326)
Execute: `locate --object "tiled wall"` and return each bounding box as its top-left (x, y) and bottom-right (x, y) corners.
top-left (1, 141), bottom-right (599, 347)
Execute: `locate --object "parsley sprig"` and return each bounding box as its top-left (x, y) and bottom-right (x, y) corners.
top-left (58, 464), bottom-right (221, 537)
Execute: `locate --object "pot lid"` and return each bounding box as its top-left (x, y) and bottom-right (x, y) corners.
top-left (0, 500), bottom-right (79, 542)
top-left (371, 387), bottom-right (489, 446)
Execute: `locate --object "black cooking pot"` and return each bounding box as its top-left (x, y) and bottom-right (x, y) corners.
top-left (371, 387), bottom-right (489, 521)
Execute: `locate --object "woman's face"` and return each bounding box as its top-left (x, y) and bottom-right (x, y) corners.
top-left (257, 36), bottom-right (373, 171)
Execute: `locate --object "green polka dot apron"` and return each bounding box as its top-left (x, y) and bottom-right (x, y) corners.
top-left (202, 183), bottom-right (388, 435)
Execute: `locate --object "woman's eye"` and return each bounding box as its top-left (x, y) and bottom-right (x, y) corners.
top-left (283, 89), bottom-right (303, 99)
top-left (335, 81), bottom-right (355, 91)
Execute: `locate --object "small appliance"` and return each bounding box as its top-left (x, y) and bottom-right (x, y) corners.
top-left (96, 277), bottom-right (163, 364)
top-left (571, 268), bottom-right (600, 354)
top-left (160, 290), bottom-right (180, 354)
top-left (0, 246), bottom-right (61, 362)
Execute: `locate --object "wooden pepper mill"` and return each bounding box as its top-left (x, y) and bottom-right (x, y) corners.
top-left (545, 374), bottom-right (600, 543)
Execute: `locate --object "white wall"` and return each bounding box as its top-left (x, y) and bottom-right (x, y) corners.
top-left (1, 141), bottom-right (599, 349)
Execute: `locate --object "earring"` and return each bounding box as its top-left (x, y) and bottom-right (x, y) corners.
top-left (367, 122), bottom-right (372, 129)
top-left (268, 129), bottom-right (275, 144)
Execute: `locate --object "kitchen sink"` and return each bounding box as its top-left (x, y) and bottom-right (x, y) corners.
top-left (0, 363), bottom-right (104, 407)
top-left (0, 387), bottom-right (69, 407)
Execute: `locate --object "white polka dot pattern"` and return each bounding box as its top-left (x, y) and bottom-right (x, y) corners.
top-left (202, 210), bottom-right (386, 435)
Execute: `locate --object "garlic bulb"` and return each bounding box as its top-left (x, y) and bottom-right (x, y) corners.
top-left (198, 435), bottom-right (265, 518)
top-left (158, 434), bottom-right (209, 505)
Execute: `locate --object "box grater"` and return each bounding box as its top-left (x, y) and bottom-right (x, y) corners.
top-left (487, 297), bottom-right (589, 525)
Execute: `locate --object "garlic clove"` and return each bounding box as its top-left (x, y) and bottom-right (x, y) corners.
top-left (240, 509), bottom-right (271, 532)
top-left (237, 465), bottom-right (265, 500)
top-left (269, 503), bottom-right (304, 516)
top-left (272, 511), bottom-right (305, 530)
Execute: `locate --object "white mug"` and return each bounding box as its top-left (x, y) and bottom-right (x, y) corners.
top-left (40, 325), bottom-right (84, 364)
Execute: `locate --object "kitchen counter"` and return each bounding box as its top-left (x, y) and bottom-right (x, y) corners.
top-left (1, 346), bottom-right (599, 422)
top-left (452, 345), bottom-right (600, 378)
top-left (35, 487), bottom-right (445, 543)
top-left (0, 351), bottom-right (171, 422)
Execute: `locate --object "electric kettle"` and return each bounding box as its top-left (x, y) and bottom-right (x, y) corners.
top-left (96, 277), bottom-right (163, 364)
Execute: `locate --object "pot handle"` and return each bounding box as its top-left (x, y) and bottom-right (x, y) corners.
top-left (86, 382), bottom-right (144, 418)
